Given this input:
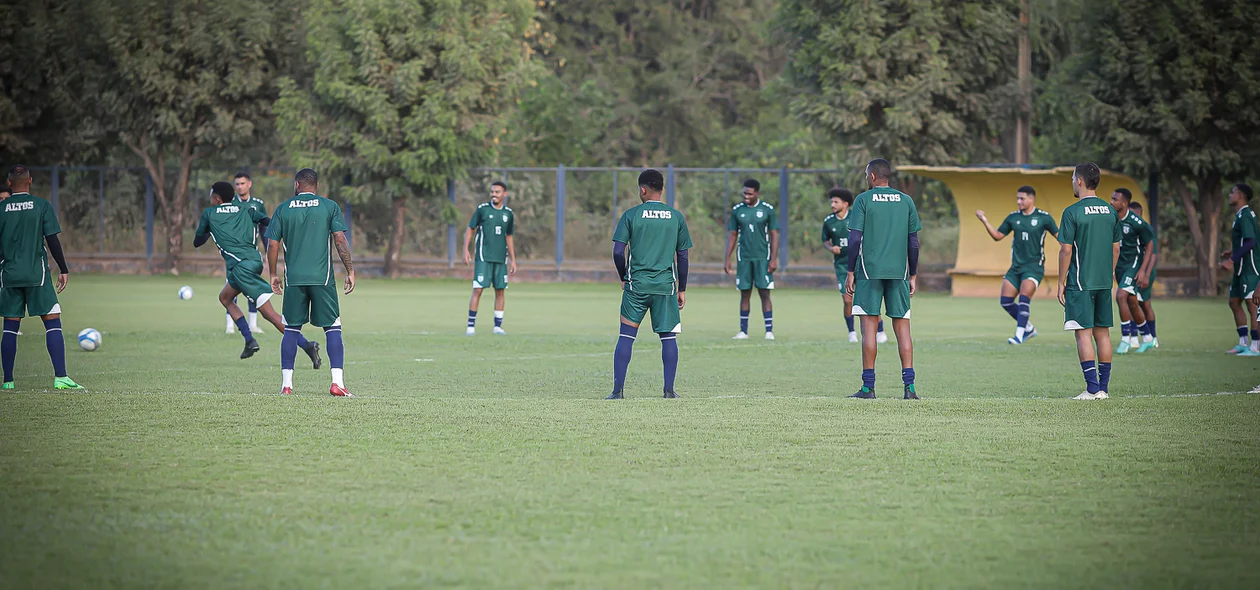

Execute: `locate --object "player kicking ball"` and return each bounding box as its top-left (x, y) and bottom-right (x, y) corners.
top-left (607, 170), bottom-right (692, 400)
top-left (1222, 184), bottom-right (1259, 356)
top-left (463, 181), bottom-right (516, 335)
top-left (975, 185), bottom-right (1058, 344)
top-left (193, 182), bottom-right (321, 366)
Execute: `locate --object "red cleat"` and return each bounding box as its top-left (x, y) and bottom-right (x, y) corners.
top-left (330, 383), bottom-right (354, 397)
top-left (281, 386), bottom-right (293, 395)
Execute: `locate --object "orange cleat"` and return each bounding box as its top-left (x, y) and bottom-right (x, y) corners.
top-left (281, 386), bottom-right (293, 395)
top-left (330, 383), bottom-right (354, 397)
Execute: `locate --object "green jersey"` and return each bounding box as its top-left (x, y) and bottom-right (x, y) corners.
top-left (467, 202), bottom-right (514, 263)
top-left (1232, 205), bottom-right (1260, 278)
top-left (233, 195), bottom-right (268, 243)
top-left (1116, 210), bottom-right (1154, 272)
top-left (613, 200), bottom-right (693, 295)
top-left (1058, 196), bottom-right (1121, 291)
top-left (820, 213), bottom-right (851, 272)
top-left (264, 193), bottom-right (348, 286)
top-left (727, 200), bottom-right (777, 261)
top-left (0, 193), bottom-right (61, 287)
top-left (195, 202), bottom-right (268, 270)
top-left (997, 209), bottom-right (1058, 269)
top-left (848, 187), bottom-right (922, 280)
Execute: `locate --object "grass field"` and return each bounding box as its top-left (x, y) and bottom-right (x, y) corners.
top-left (1, 275), bottom-right (1258, 588)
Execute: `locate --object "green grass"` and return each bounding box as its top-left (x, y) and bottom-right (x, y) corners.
top-left (1, 275), bottom-right (1258, 588)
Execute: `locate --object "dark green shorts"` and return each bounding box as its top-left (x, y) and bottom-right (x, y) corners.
top-left (473, 260), bottom-right (508, 290)
top-left (852, 278), bottom-right (910, 319)
top-left (620, 289), bottom-right (681, 334)
top-left (1115, 266), bottom-right (1154, 302)
top-left (1229, 273), bottom-right (1258, 300)
top-left (226, 260), bottom-right (275, 307)
top-left (1003, 265), bottom-right (1044, 288)
top-left (1137, 268), bottom-right (1155, 302)
top-left (1063, 289), bottom-right (1112, 330)
top-left (282, 282), bottom-right (341, 328)
top-left (0, 283), bottom-right (60, 318)
top-left (833, 265), bottom-right (849, 291)
top-left (736, 258), bottom-right (774, 290)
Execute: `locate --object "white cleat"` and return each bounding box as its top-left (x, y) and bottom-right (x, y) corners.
top-left (493, 327), bottom-right (507, 335)
top-left (465, 327), bottom-right (476, 336)
top-left (1249, 384), bottom-right (1260, 394)
top-left (1152, 337), bottom-right (1160, 348)
top-left (1093, 391), bottom-right (1110, 400)
top-left (764, 331), bottom-right (775, 340)
top-left (848, 331), bottom-right (859, 343)
top-left (876, 331), bottom-right (889, 344)
top-left (732, 332), bottom-right (749, 340)
top-left (1072, 391), bottom-right (1097, 400)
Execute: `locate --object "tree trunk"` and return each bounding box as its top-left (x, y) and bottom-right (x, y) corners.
top-left (1172, 175), bottom-right (1224, 296)
top-left (124, 134), bottom-right (196, 274)
top-left (384, 194), bottom-right (406, 279)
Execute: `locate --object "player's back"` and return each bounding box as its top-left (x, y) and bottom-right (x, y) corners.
top-left (1061, 197), bottom-right (1118, 290)
top-left (201, 203), bottom-right (262, 266)
top-left (616, 201), bottom-right (692, 294)
top-left (268, 194), bottom-right (345, 286)
top-left (0, 193), bottom-right (57, 287)
top-left (851, 187), bottom-right (921, 279)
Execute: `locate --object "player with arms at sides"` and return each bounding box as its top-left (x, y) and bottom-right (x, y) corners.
top-left (462, 181), bottom-right (516, 335)
top-left (1223, 183), bottom-right (1260, 355)
top-left (1057, 163), bottom-right (1121, 400)
top-left (193, 182), bottom-right (321, 366)
top-left (1126, 202), bottom-right (1159, 347)
top-left (266, 169), bottom-right (356, 397)
top-left (0, 165), bottom-right (81, 389)
top-left (725, 179), bottom-right (779, 340)
top-left (845, 159), bottom-right (921, 400)
top-left (1110, 188), bottom-right (1157, 354)
top-left (607, 169), bottom-right (692, 400)
top-left (974, 185), bottom-right (1058, 344)
top-left (222, 172), bottom-right (268, 335)
top-left (821, 188), bottom-right (887, 343)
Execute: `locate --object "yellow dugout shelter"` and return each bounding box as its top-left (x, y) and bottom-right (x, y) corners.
top-left (900, 166), bottom-right (1147, 298)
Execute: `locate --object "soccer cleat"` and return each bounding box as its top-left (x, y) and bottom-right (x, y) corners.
top-left (764, 331), bottom-right (775, 340)
top-left (606, 390), bottom-right (624, 400)
top-left (1007, 335), bottom-right (1024, 345)
top-left (465, 327), bottom-right (476, 336)
top-left (1115, 340), bottom-right (1131, 355)
top-left (1152, 337), bottom-right (1160, 348)
top-left (1024, 325), bottom-right (1038, 341)
top-left (53, 376), bottom-right (83, 390)
top-left (2, 382), bottom-right (12, 389)
top-left (1226, 344), bottom-right (1248, 354)
top-left (303, 341), bottom-right (323, 369)
top-left (1135, 341), bottom-right (1156, 354)
top-left (1072, 391), bottom-right (1097, 400)
top-left (876, 331), bottom-right (889, 344)
top-left (1093, 391), bottom-right (1110, 400)
top-left (1249, 384), bottom-right (1260, 394)
top-left (732, 331), bottom-right (749, 340)
top-left (663, 390), bottom-right (679, 399)
top-left (849, 387), bottom-right (876, 399)
top-left (848, 331), bottom-right (858, 343)
top-left (1239, 348), bottom-right (1260, 357)
top-left (904, 384), bottom-right (919, 400)
top-left (280, 386), bottom-right (293, 395)
top-left (493, 326), bottom-right (507, 335)
top-left (330, 383), bottom-right (355, 398)
top-left (240, 339), bottom-right (261, 359)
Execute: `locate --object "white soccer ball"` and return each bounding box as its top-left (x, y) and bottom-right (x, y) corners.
top-left (78, 328), bottom-right (102, 352)
top-left (178, 285), bottom-right (194, 300)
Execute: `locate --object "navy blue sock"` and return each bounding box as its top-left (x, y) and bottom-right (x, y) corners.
top-left (1148, 320), bottom-right (1157, 338)
top-left (494, 313), bottom-right (503, 328)
top-left (844, 314), bottom-right (854, 332)
top-left (467, 310), bottom-right (477, 328)
top-left (1238, 325), bottom-right (1248, 338)
top-left (1081, 361), bottom-right (1099, 394)
top-left (739, 308), bottom-right (749, 333)
top-left (1251, 328), bottom-right (1259, 343)
top-left (660, 332), bottom-right (678, 392)
top-left (878, 320), bottom-right (885, 333)
top-left (281, 326), bottom-right (300, 370)
top-left (294, 331), bottom-right (310, 349)
top-left (1121, 321), bottom-right (1133, 337)
top-left (324, 326), bottom-right (344, 369)
top-left (43, 318), bottom-right (66, 378)
top-left (613, 323), bottom-right (637, 392)
top-left (1098, 361), bottom-right (1112, 392)
top-left (234, 316), bottom-right (253, 342)
top-left (2, 319), bottom-right (18, 382)
top-left (1016, 295), bottom-right (1031, 331)
top-left (861, 368), bottom-right (875, 390)
top-left (1136, 322), bottom-right (1149, 338)
top-left (902, 367), bottom-right (915, 385)
top-left (999, 296), bottom-right (1018, 320)
top-left (248, 301), bottom-right (257, 313)
top-left (763, 310), bottom-right (773, 333)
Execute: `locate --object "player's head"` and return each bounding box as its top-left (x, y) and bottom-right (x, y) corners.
top-left (1110, 187), bottom-right (1132, 212)
top-left (1129, 201), bottom-right (1143, 216)
top-left (1071, 162), bottom-right (1100, 198)
top-left (7, 164), bottom-right (31, 192)
top-left (0, 187), bottom-right (10, 201)
top-left (638, 169), bottom-right (664, 202)
top-left (1016, 185), bottom-right (1036, 211)
top-left (490, 181), bottom-right (507, 206)
top-left (742, 179), bottom-right (760, 205)
top-left (294, 168), bottom-right (318, 195)
top-left (233, 172), bottom-right (252, 198)
top-left (827, 187), bottom-right (853, 214)
top-left (1230, 183), bottom-right (1253, 207)
top-left (865, 159), bottom-right (892, 188)
top-left (210, 181), bottom-right (235, 205)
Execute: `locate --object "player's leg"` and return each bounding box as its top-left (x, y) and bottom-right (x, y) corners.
top-left (883, 278), bottom-right (917, 399)
top-left (0, 287), bottom-right (23, 387)
top-left (849, 278), bottom-right (880, 398)
top-left (1128, 292), bottom-right (1150, 351)
top-left (467, 287), bottom-right (484, 336)
top-left (26, 284), bottom-right (79, 390)
top-left (1139, 300), bottom-right (1157, 347)
top-left (239, 260), bottom-right (320, 368)
top-left (735, 288), bottom-right (752, 338)
top-left (247, 300), bottom-right (260, 334)
top-left (758, 288), bottom-right (773, 339)
top-left (278, 286), bottom-right (313, 394)
top-left (842, 289), bottom-right (857, 343)
top-left (999, 270), bottom-right (1020, 324)
top-left (492, 284), bottom-right (507, 335)
top-left (610, 291), bottom-right (649, 399)
top-left (1093, 289), bottom-right (1114, 397)
top-left (1115, 276), bottom-right (1135, 353)
top-left (1064, 289), bottom-right (1100, 399)
top-left (219, 281), bottom-right (257, 358)
top-left (649, 294), bottom-right (682, 398)
top-left (307, 283), bottom-right (349, 397)
top-left (226, 291), bottom-right (236, 334)
top-left (1011, 277), bottom-right (1039, 344)
top-left (1243, 296), bottom-right (1260, 357)
top-left (256, 299), bottom-right (321, 368)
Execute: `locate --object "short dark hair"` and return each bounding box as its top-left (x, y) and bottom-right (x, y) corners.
top-left (866, 159), bottom-right (892, 181)
top-left (234, 172), bottom-right (251, 181)
top-left (7, 164), bottom-right (30, 184)
top-left (638, 169), bottom-right (664, 192)
top-left (743, 179), bottom-right (760, 192)
top-left (1129, 202), bottom-right (1143, 213)
top-left (295, 168), bottom-right (319, 188)
top-left (1236, 183), bottom-right (1254, 202)
top-left (210, 181), bottom-right (235, 202)
top-left (827, 187), bottom-right (854, 205)
top-left (1017, 185), bottom-right (1036, 196)
top-left (490, 181), bottom-right (507, 191)
top-left (1074, 162), bottom-right (1101, 190)
top-left (1113, 187), bottom-right (1132, 202)
top-left (0, 187), bottom-right (10, 195)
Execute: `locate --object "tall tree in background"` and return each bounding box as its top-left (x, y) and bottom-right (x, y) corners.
top-left (1075, 0), bottom-right (1260, 295)
top-left (277, 0), bottom-right (538, 277)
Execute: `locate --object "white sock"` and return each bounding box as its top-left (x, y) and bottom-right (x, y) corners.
top-left (249, 311), bottom-right (258, 327)
top-left (1252, 341), bottom-right (1260, 353)
top-left (282, 369), bottom-right (294, 389)
top-left (494, 310), bottom-right (504, 319)
top-left (1241, 328), bottom-right (1248, 347)
top-left (331, 368), bottom-right (344, 388)
top-left (1015, 326), bottom-right (1025, 340)
top-left (226, 313), bottom-right (234, 330)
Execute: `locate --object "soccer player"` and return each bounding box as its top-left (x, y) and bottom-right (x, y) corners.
top-left (225, 172), bottom-right (268, 335)
top-left (1057, 163), bottom-right (1121, 400)
top-left (1110, 188), bottom-right (1157, 354)
top-left (1223, 183), bottom-right (1259, 355)
top-left (0, 165), bottom-right (82, 389)
top-left (974, 185), bottom-right (1058, 344)
top-left (0, 187), bottom-right (10, 200)
top-left (845, 159), bottom-right (921, 400)
top-left (1128, 201), bottom-right (1159, 347)
top-left (607, 169), bottom-right (691, 400)
top-left (193, 181), bottom-right (321, 366)
top-left (725, 179), bottom-right (778, 340)
top-left (266, 168), bottom-right (356, 397)
top-left (821, 188), bottom-right (887, 343)
top-left (462, 181), bottom-right (516, 335)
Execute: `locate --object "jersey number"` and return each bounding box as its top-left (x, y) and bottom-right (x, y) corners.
top-left (495, 227), bottom-right (502, 235)
top-left (1021, 232), bottom-right (1029, 241)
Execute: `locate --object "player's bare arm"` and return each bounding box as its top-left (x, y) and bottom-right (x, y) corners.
top-left (768, 229), bottom-right (779, 273)
top-left (1057, 242), bottom-right (1073, 306)
top-left (334, 231), bottom-right (355, 294)
top-left (462, 226), bottom-right (474, 265)
top-left (723, 231), bottom-right (738, 274)
top-left (507, 234), bottom-right (517, 275)
top-left (267, 240), bottom-right (283, 294)
top-left (1138, 241), bottom-right (1156, 288)
top-left (1112, 242), bottom-right (1120, 276)
top-left (845, 271), bottom-right (855, 296)
top-left (975, 210), bottom-right (1006, 241)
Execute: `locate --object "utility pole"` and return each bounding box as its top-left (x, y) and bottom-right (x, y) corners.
top-left (1015, 0), bottom-right (1032, 164)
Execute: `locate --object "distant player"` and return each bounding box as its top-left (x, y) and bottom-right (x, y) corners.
top-left (1110, 188), bottom-right (1156, 354)
top-left (266, 168), bottom-right (356, 397)
top-left (1057, 163), bottom-right (1121, 400)
top-left (0, 165), bottom-right (81, 389)
top-left (845, 159), bottom-right (921, 400)
top-left (0, 187), bottom-right (10, 200)
top-left (1222, 183), bottom-right (1259, 355)
top-left (224, 172), bottom-right (267, 335)
top-left (194, 181), bottom-right (321, 366)
top-left (462, 181), bottom-right (516, 335)
top-left (607, 169), bottom-right (692, 400)
top-left (974, 185), bottom-right (1058, 344)
top-left (1128, 202), bottom-right (1159, 347)
top-left (725, 179), bottom-right (777, 340)
top-left (821, 188), bottom-right (886, 343)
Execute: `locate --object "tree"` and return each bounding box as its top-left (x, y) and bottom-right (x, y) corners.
top-left (1073, 0), bottom-right (1260, 294)
top-left (276, 0), bottom-right (539, 278)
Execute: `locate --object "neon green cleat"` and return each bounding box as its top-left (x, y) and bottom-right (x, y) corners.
top-left (1115, 340), bottom-right (1131, 355)
top-left (1135, 341), bottom-right (1157, 354)
top-left (53, 376), bottom-right (84, 390)
top-left (2, 382), bottom-right (12, 389)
